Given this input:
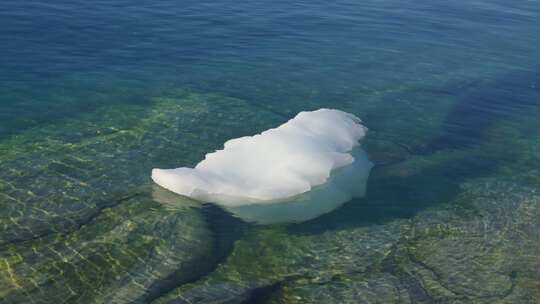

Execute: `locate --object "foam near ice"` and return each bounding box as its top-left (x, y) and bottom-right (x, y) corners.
top-left (152, 109), bottom-right (372, 207)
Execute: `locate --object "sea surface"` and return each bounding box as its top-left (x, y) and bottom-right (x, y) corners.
top-left (1, 1), bottom-right (539, 303)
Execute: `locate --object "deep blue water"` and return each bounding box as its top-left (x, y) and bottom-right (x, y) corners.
top-left (1, 1), bottom-right (540, 303)
top-left (2, 0), bottom-right (539, 139)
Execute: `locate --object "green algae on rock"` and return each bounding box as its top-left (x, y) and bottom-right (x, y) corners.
top-left (150, 132), bottom-right (540, 304)
top-left (0, 89), bottom-right (282, 246)
top-left (148, 94), bottom-right (540, 303)
top-left (0, 193), bottom-right (212, 303)
top-left (0, 89), bottom-right (283, 303)
top-left (2, 81), bottom-right (540, 304)
top-left (152, 177), bottom-right (540, 304)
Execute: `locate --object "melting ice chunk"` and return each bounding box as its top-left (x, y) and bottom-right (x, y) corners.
top-left (152, 109), bottom-right (372, 212)
top-left (220, 148), bottom-right (372, 224)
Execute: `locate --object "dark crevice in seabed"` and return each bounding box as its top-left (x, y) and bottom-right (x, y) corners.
top-left (415, 69), bottom-right (540, 154)
top-left (241, 281), bottom-right (285, 304)
top-left (290, 69), bottom-right (540, 236)
top-left (289, 150), bottom-right (500, 236)
top-left (0, 192), bottom-right (142, 248)
top-left (142, 204), bottom-right (248, 303)
top-left (379, 232), bottom-right (520, 302)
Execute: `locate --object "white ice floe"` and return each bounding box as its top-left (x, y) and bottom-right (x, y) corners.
top-left (220, 148), bottom-right (372, 224)
top-left (152, 109), bottom-right (373, 217)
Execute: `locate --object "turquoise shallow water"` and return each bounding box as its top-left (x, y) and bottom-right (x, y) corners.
top-left (1, 1), bottom-right (540, 303)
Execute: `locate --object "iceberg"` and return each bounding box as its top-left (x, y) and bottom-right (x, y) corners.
top-left (219, 148), bottom-right (372, 224)
top-left (152, 109), bottom-right (373, 220)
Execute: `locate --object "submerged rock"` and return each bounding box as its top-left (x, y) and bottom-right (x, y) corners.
top-left (0, 89), bottom-right (282, 303)
top-left (152, 215), bottom-right (405, 303)
top-left (152, 151), bottom-right (540, 304)
top-left (2, 81), bottom-right (539, 303)
top-left (0, 91), bottom-right (203, 245)
top-left (0, 89), bottom-right (280, 245)
top-left (0, 193), bottom-right (212, 303)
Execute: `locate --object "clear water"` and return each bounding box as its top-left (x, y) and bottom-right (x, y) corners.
top-left (1, 1), bottom-right (539, 303)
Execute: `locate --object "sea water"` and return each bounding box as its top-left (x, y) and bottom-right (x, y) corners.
top-left (1, 0), bottom-right (540, 302)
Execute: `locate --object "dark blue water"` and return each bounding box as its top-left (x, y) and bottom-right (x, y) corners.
top-left (2, 0), bottom-right (539, 138)
top-left (1, 1), bottom-right (540, 303)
